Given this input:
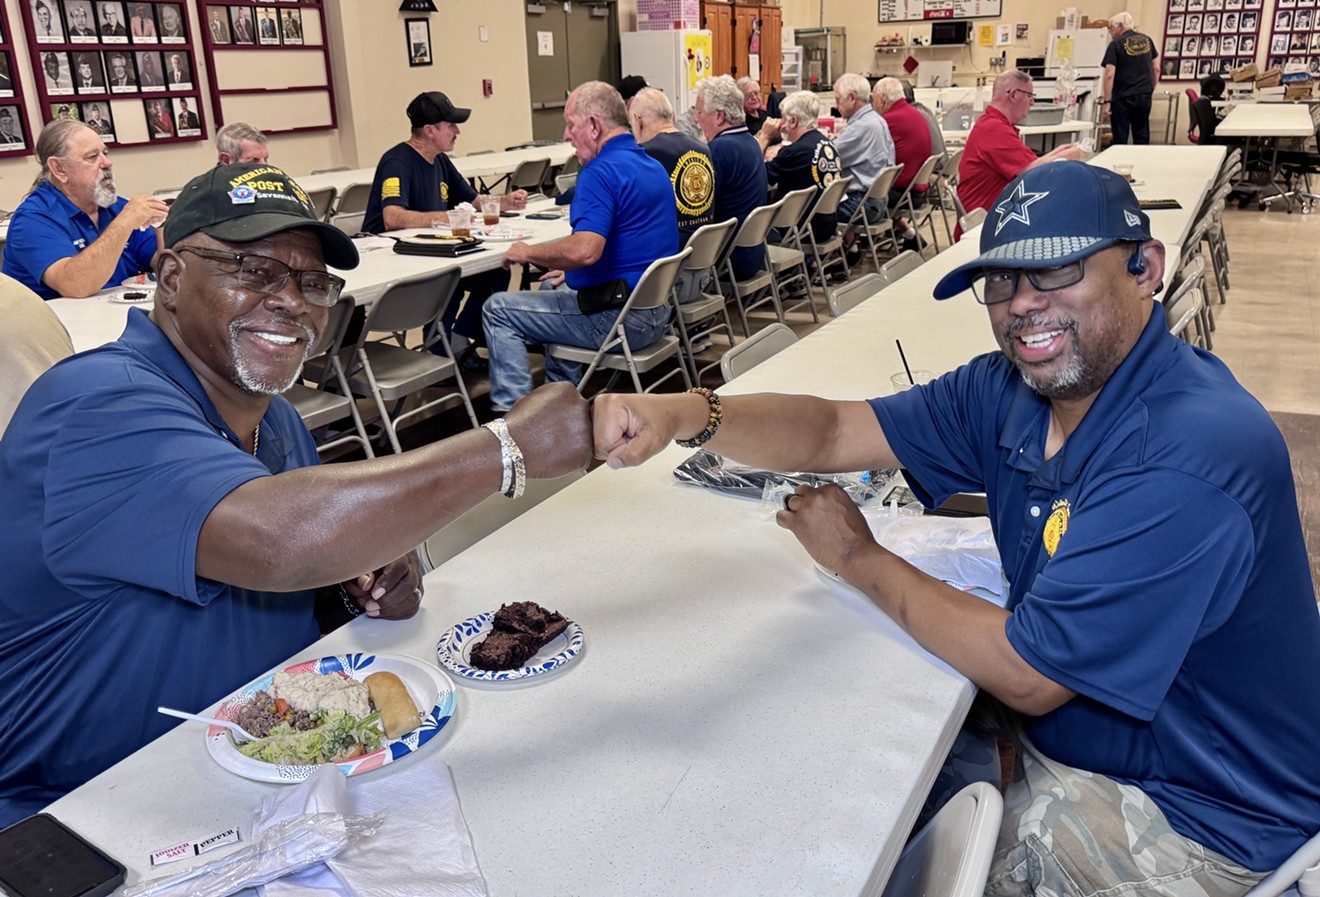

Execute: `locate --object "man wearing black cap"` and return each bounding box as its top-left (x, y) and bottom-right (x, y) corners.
top-left (0, 162), bottom-right (593, 825)
top-left (617, 74), bottom-right (647, 111)
top-left (591, 160), bottom-right (1320, 894)
top-left (362, 90), bottom-right (528, 363)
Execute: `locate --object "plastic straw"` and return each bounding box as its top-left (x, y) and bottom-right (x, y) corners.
top-left (896, 339), bottom-right (914, 385)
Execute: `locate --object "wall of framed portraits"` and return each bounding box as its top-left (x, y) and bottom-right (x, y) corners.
top-left (0, 1), bottom-right (33, 158)
top-left (199, 1), bottom-right (335, 134)
top-left (1160, 0), bottom-right (1266, 82)
top-left (1264, 0), bottom-right (1320, 76)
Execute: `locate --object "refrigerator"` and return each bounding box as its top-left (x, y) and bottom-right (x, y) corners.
top-left (621, 30), bottom-right (713, 115)
top-left (1046, 29), bottom-right (1112, 79)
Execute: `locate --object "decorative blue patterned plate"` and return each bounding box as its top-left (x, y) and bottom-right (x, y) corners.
top-left (206, 653), bottom-right (456, 783)
top-left (436, 612), bottom-right (584, 682)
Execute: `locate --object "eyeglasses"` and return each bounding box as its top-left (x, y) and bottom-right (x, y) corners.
top-left (1008, 88), bottom-right (1036, 101)
top-left (179, 246), bottom-right (345, 307)
top-left (971, 260), bottom-right (1087, 305)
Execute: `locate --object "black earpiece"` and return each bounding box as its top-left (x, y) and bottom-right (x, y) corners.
top-left (1128, 241), bottom-right (1148, 276)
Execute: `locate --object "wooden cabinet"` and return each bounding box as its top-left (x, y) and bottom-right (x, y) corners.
top-left (758, 5), bottom-right (782, 96)
top-left (702, 2), bottom-right (733, 81)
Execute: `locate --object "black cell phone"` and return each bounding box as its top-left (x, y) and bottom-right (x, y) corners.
top-left (0, 813), bottom-right (126, 897)
top-left (500, 211), bottom-right (520, 218)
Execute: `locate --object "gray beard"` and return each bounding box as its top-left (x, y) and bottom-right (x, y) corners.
top-left (93, 175), bottom-right (117, 209)
top-left (228, 318), bottom-right (317, 395)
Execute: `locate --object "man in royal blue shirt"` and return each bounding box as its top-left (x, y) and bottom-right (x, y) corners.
top-left (0, 163), bottom-right (593, 826)
top-left (592, 162), bottom-right (1320, 893)
top-left (2, 120), bottom-right (168, 299)
top-left (694, 74), bottom-right (767, 280)
top-left (482, 81), bottom-right (679, 413)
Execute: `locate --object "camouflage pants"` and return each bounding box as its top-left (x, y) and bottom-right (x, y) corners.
top-left (920, 711), bottom-right (1266, 897)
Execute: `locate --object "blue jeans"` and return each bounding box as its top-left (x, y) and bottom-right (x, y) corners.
top-left (482, 284), bottom-right (672, 411)
top-left (836, 192), bottom-right (887, 226)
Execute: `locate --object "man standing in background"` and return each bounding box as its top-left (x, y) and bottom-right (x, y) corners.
top-left (1102, 12), bottom-right (1159, 145)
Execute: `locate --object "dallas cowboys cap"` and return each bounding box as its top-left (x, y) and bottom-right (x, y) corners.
top-left (932, 160), bottom-right (1152, 300)
top-left (164, 164), bottom-right (359, 270)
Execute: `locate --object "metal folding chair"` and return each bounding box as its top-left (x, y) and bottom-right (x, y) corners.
top-left (719, 198), bottom-right (787, 337)
top-left (880, 249), bottom-right (924, 285)
top-left (844, 163), bottom-right (904, 272)
top-left (826, 272), bottom-right (885, 317)
top-left (673, 219), bottom-right (739, 382)
top-left (282, 295), bottom-right (375, 458)
top-left (766, 186), bottom-right (819, 321)
top-left (719, 322), bottom-right (798, 381)
top-left (801, 176), bottom-right (855, 297)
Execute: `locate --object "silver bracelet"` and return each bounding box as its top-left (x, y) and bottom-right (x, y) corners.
top-left (481, 418), bottom-right (526, 499)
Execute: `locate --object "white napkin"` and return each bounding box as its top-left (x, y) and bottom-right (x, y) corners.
top-left (261, 762), bottom-right (487, 897)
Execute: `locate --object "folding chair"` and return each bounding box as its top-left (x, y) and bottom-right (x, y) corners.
top-left (958, 208), bottom-right (987, 234)
top-left (801, 176), bottom-right (855, 297)
top-left (720, 322), bottom-right (798, 381)
top-left (509, 158), bottom-right (552, 194)
top-left (895, 154), bottom-right (947, 254)
top-left (554, 172), bottom-right (577, 197)
top-left (310, 268), bottom-right (478, 453)
top-left (545, 247), bottom-right (694, 397)
top-left (305, 185), bottom-right (337, 222)
top-left (330, 211), bottom-right (365, 236)
top-left (720, 198), bottom-right (787, 337)
top-left (880, 249), bottom-right (924, 285)
top-left (827, 272), bottom-right (885, 317)
top-left (879, 781), bottom-right (1003, 897)
top-left (844, 163), bottom-right (904, 272)
top-left (765, 187), bottom-right (819, 321)
top-left (282, 295), bottom-right (375, 458)
top-left (1170, 251), bottom-right (1213, 349)
top-left (334, 181), bottom-right (372, 217)
top-left (673, 218), bottom-right (739, 382)
top-left (1166, 285), bottom-right (1206, 347)
top-left (931, 147), bottom-right (964, 246)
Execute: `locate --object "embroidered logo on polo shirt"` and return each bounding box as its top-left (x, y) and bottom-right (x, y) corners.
top-left (380, 177), bottom-right (401, 200)
top-left (993, 180), bottom-right (1048, 235)
top-left (1043, 499), bottom-right (1070, 557)
top-left (812, 140), bottom-right (841, 187)
top-left (440, 181), bottom-right (449, 202)
top-left (672, 150), bottom-right (715, 218)
top-left (228, 184), bottom-right (255, 204)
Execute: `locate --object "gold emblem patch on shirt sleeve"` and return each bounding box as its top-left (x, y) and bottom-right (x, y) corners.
top-left (1043, 499), bottom-right (1071, 557)
top-left (380, 177), bottom-right (401, 200)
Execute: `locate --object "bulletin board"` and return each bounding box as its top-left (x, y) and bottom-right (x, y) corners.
top-left (877, 0), bottom-right (1003, 23)
top-left (1161, 0), bottom-right (1265, 82)
top-left (1264, 0), bottom-right (1320, 77)
top-left (199, 1), bottom-right (336, 134)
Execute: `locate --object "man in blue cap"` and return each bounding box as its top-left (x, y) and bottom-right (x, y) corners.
top-left (589, 160), bottom-right (1320, 894)
top-left (0, 163), bottom-right (592, 825)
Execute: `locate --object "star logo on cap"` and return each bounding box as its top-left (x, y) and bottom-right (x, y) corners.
top-left (993, 181), bottom-right (1049, 235)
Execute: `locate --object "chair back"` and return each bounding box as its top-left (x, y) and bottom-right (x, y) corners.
top-left (306, 294), bottom-right (358, 362)
top-left (906, 154), bottom-right (944, 192)
top-left (807, 175), bottom-right (854, 219)
top-left (311, 166), bottom-right (350, 175)
top-left (1165, 285), bottom-right (1204, 343)
top-left (827, 273), bottom-right (885, 316)
top-left (940, 148), bottom-right (964, 182)
top-left (336, 181), bottom-right (372, 216)
top-left (731, 198), bottom-right (785, 250)
top-left (771, 187), bottom-right (817, 231)
top-left (879, 781), bottom-right (1003, 897)
top-left (153, 186), bottom-right (181, 196)
top-left (509, 158), bottom-right (552, 192)
top-left (554, 172), bottom-right (578, 195)
top-left (720, 322), bottom-right (798, 380)
top-left (559, 154), bottom-right (581, 177)
top-left (863, 163), bottom-right (905, 205)
top-left (880, 249), bottom-right (924, 285)
top-left (362, 268), bottom-right (464, 336)
top-left (331, 211), bottom-right (365, 236)
top-left (959, 208), bottom-right (987, 233)
top-left (622, 246), bottom-right (692, 312)
top-left (682, 218), bottom-right (738, 271)
top-left (306, 186), bottom-right (337, 221)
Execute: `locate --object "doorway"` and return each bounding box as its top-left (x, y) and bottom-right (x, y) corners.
top-left (524, 1), bottom-right (619, 142)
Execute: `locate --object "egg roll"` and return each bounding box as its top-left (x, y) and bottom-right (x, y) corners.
top-left (365, 671), bottom-right (423, 739)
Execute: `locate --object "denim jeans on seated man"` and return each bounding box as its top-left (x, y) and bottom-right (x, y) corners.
top-left (835, 192), bottom-right (887, 227)
top-left (482, 281), bottom-right (673, 412)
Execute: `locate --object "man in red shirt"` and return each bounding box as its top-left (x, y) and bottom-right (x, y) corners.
top-left (873, 77), bottom-right (935, 252)
top-left (956, 70), bottom-right (1083, 240)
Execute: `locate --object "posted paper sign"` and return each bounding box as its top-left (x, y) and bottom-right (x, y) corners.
top-left (537, 31), bottom-right (553, 56)
top-left (996, 24), bottom-right (1011, 45)
top-left (1055, 35), bottom-right (1074, 60)
top-left (978, 24), bottom-right (994, 46)
top-left (685, 31), bottom-right (712, 89)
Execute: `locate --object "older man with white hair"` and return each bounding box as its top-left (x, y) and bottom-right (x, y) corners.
top-left (735, 75), bottom-right (766, 136)
top-left (215, 121), bottom-right (269, 165)
top-left (694, 75), bottom-right (767, 280)
top-left (2, 120), bottom-right (168, 299)
top-left (757, 90), bottom-right (841, 243)
top-left (1102, 11), bottom-right (1159, 145)
top-left (831, 72), bottom-right (895, 231)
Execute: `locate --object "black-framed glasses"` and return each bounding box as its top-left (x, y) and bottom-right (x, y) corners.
top-left (1008, 88), bottom-right (1036, 101)
top-left (178, 246), bottom-right (345, 307)
top-left (971, 259), bottom-right (1087, 305)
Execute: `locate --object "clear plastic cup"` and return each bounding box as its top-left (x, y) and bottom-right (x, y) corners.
top-left (1112, 162), bottom-right (1135, 182)
top-left (890, 370), bottom-right (935, 392)
top-left (449, 208), bottom-right (472, 237)
top-left (481, 197), bottom-right (500, 227)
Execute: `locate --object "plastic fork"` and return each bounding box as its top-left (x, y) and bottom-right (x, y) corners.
top-left (157, 706), bottom-right (258, 743)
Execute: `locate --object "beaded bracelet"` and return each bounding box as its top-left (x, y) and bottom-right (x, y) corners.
top-left (675, 387), bottom-right (724, 448)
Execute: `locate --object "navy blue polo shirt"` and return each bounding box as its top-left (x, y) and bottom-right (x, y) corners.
top-left (566, 132), bottom-right (678, 291)
top-left (2, 181), bottom-right (158, 299)
top-left (641, 130), bottom-right (716, 242)
top-left (0, 310), bottom-right (321, 824)
top-left (708, 126), bottom-right (768, 279)
top-left (871, 307), bottom-right (1320, 871)
top-left (766, 129), bottom-right (842, 242)
top-left (362, 142), bottom-right (477, 234)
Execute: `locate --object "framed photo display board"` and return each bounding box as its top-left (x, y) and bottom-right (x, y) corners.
top-left (0, 1), bottom-right (33, 157)
top-left (200, 1), bottom-right (336, 134)
top-left (1264, 0), bottom-right (1320, 76)
top-left (21, 0), bottom-right (204, 146)
top-left (1161, 0), bottom-right (1266, 81)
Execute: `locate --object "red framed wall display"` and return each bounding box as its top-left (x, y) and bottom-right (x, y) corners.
top-left (0, 2), bottom-right (34, 158)
top-left (1160, 0), bottom-right (1265, 82)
